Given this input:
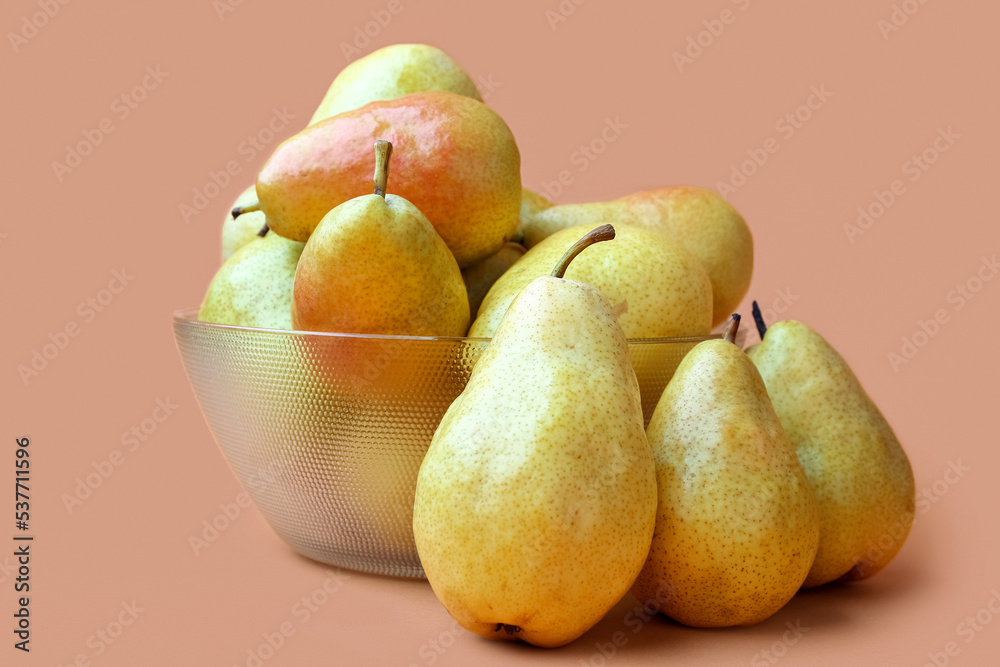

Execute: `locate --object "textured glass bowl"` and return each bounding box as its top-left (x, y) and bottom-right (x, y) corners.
top-left (173, 309), bottom-right (713, 578)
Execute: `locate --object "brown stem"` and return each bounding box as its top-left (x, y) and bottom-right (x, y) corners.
top-left (493, 623), bottom-right (521, 635)
top-left (723, 313), bottom-right (741, 344)
top-left (373, 140), bottom-right (392, 198)
top-left (550, 224), bottom-right (616, 279)
top-left (751, 300), bottom-right (767, 340)
top-left (231, 200), bottom-right (260, 218)
top-left (256, 224), bottom-right (269, 238)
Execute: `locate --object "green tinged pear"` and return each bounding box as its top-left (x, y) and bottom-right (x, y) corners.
top-left (309, 43), bottom-right (483, 125)
top-left (221, 184), bottom-right (266, 261)
top-left (745, 306), bottom-right (916, 586)
top-left (198, 232), bottom-right (304, 329)
top-left (413, 225), bottom-right (657, 648)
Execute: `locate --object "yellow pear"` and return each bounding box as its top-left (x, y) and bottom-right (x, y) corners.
top-left (514, 187), bottom-right (554, 242)
top-left (632, 315), bottom-right (820, 627)
top-left (520, 187), bottom-right (554, 218)
top-left (198, 232), bottom-right (304, 329)
top-left (413, 226), bottom-right (656, 647)
top-left (522, 186), bottom-right (752, 327)
top-left (469, 223), bottom-right (712, 339)
top-left (745, 308), bottom-right (916, 587)
top-left (461, 242), bottom-right (526, 319)
top-left (291, 140), bottom-right (468, 336)
top-left (309, 43), bottom-right (482, 125)
top-left (221, 184), bottom-right (266, 261)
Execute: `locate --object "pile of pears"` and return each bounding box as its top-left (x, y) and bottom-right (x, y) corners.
top-left (197, 44), bottom-right (915, 649)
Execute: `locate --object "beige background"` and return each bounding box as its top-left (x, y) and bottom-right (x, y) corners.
top-left (3, 0), bottom-right (999, 665)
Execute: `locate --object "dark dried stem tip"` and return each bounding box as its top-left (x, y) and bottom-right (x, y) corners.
top-left (231, 200), bottom-right (261, 218)
top-left (723, 313), bottom-right (741, 344)
top-left (751, 300), bottom-right (767, 340)
top-left (550, 224), bottom-right (616, 279)
top-left (373, 140), bottom-right (393, 198)
top-left (493, 623), bottom-right (522, 635)
top-left (256, 224), bottom-right (269, 238)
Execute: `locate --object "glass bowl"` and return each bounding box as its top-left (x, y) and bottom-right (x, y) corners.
top-left (173, 309), bottom-right (713, 578)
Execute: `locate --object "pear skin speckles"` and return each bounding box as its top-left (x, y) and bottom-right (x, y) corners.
top-left (308, 44), bottom-right (483, 125)
top-left (259, 91), bottom-right (520, 267)
top-left (291, 193), bottom-right (469, 336)
top-left (198, 232), bottom-right (304, 329)
top-left (413, 276), bottom-right (656, 648)
top-left (469, 224), bottom-right (712, 340)
top-left (632, 340), bottom-right (820, 627)
top-left (521, 186), bottom-right (752, 327)
top-left (746, 321), bottom-right (916, 587)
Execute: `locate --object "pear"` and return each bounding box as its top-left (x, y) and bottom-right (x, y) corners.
top-left (254, 91), bottom-right (521, 267)
top-left (292, 140), bottom-right (469, 336)
top-left (198, 232), bottom-right (304, 329)
top-left (469, 223), bottom-right (712, 339)
top-left (513, 187), bottom-right (554, 242)
top-left (309, 43), bottom-right (482, 125)
top-left (745, 306), bottom-right (916, 587)
top-left (520, 187), bottom-right (554, 219)
top-left (522, 186), bottom-right (752, 327)
top-left (413, 226), bottom-right (657, 648)
top-left (221, 184), bottom-right (266, 261)
top-left (229, 45), bottom-right (485, 230)
top-left (632, 315), bottom-right (820, 627)
top-left (461, 242), bottom-right (526, 319)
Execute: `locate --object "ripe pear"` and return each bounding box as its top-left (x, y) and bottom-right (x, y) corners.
top-left (309, 43), bottom-right (482, 125)
top-left (513, 187), bottom-right (554, 242)
top-left (292, 140), bottom-right (468, 336)
top-left (521, 187), bottom-right (554, 219)
top-left (255, 91), bottom-right (521, 267)
top-left (632, 315), bottom-right (820, 627)
top-left (522, 186), bottom-right (752, 327)
top-left (469, 223), bottom-right (712, 339)
top-left (221, 184), bottom-right (266, 261)
top-left (461, 242), bottom-right (526, 319)
top-left (745, 308), bottom-right (916, 587)
top-left (413, 225), bottom-right (657, 648)
top-left (198, 232), bottom-right (304, 329)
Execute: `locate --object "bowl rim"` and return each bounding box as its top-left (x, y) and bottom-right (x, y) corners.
top-left (173, 308), bottom-right (721, 345)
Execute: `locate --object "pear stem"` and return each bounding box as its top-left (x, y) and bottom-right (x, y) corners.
top-left (232, 200), bottom-right (260, 218)
top-left (256, 224), bottom-right (269, 238)
top-left (373, 140), bottom-right (393, 198)
top-left (550, 224), bottom-right (616, 279)
top-left (751, 300), bottom-right (767, 340)
top-left (723, 313), bottom-right (741, 344)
